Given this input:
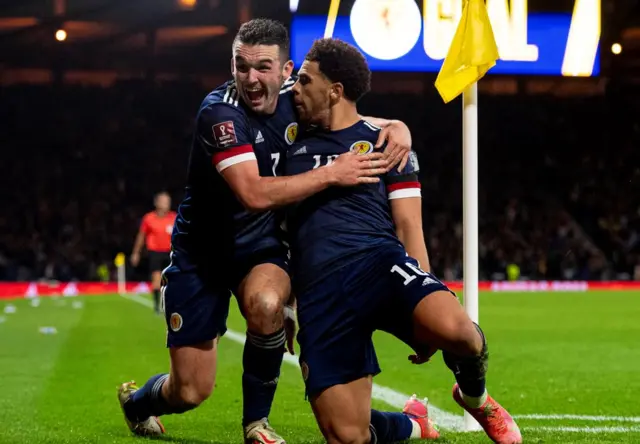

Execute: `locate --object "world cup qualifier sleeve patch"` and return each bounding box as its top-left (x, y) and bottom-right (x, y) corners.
top-left (212, 121), bottom-right (238, 147)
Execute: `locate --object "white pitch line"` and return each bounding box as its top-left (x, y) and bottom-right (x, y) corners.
top-left (516, 414), bottom-right (640, 423)
top-left (119, 293), bottom-right (640, 434)
top-left (524, 426), bottom-right (640, 433)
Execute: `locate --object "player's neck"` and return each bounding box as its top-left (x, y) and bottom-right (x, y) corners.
top-left (327, 103), bottom-right (360, 131)
top-left (155, 210), bottom-right (167, 217)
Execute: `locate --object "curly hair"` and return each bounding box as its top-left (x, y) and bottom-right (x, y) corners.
top-left (305, 38), bottom-right (371, 102)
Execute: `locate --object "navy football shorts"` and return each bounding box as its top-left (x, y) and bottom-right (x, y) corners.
top-left (295, 245), bottom-right (453, 397)
top-left (162, 245), bottom-right (289, 348)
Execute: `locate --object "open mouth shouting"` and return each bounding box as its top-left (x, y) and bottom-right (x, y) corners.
top-left (244, 86), bottom-right (266, 107)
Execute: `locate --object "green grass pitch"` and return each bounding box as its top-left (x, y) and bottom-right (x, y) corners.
top-left (0, 290), bottom-right (639, 443)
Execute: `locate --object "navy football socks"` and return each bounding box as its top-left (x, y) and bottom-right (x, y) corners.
top-left (443, 323), bottom-right (489, 398)
top-left (370, 409), bottom-right (413, 442)
top-left (242, 328), bottom-right (286, 426)
top-left (458, 373), bottom-right (487, 398)
top-left (125, 373), bottom-right (172, 422)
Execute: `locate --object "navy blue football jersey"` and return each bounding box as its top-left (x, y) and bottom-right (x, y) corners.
top-left (284, 119), bottom-right (421, 292)
top-left (171, 77), bottom-right (299, 268)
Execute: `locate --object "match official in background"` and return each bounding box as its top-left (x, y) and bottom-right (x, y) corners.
top-left (131, 192), bottom-right (176, 314)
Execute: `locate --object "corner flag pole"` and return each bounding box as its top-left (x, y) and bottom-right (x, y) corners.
top-left (462, 84), bottom-right (479, 327)
top-left (462, 84), bottom-right (482, 432)
top-left (433, 0), bottom-right (498, 432)
top-left (115, 252), bottom-right (126, 296)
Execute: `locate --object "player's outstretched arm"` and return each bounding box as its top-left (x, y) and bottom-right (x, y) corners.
top-left (360, 116), bottom-right (412, 172)
top-left (222, 151), bottom-right (388, 211)
top-left (200, 103), bottom-right (388, 212)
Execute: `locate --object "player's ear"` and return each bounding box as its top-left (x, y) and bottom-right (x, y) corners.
top-left (230, 56), bottom-right (235, 75)
top-left (282, 59), bottom-right (294, 78)
top-left (330, 82), bottom-right (344, 103)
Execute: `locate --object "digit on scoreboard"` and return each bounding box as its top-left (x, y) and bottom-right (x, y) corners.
top-left (290, 0), bottom-right (601, 77)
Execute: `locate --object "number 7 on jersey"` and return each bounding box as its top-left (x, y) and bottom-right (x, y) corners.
top-left (271, 153), bottom-right (280, 176)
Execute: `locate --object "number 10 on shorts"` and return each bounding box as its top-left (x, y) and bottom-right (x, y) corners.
top-left (390, 262), bottom-right (428, 286)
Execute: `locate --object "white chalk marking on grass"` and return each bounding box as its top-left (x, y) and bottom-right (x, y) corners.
top-left (524, 425), bottom-right (640, 433)
top-left (120, 293), bottom-right (640, 433)
top-left (121, 293), bottom-right (155, 308)
top-left (516, 414), bottom-right (640, 423)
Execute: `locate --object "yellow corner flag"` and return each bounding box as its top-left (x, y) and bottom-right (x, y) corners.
top-left (434, 0), bottom-right (499, 103)
top-left (114, 252), bottom-right (125, 268)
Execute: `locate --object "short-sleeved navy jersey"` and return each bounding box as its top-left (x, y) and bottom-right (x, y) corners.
top-left (171, 77), bottom-right (299, 269)
top-left (284, 119), bottom-right (421, 292)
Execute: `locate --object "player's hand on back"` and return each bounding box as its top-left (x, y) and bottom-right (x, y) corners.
top-left (328, 151), bottom-right (389, 186)
top-left (375, 120), bottom-right (412, 172)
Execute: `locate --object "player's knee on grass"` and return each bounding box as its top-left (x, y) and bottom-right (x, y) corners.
top-left (311, 378), bottom-right (373, 444)
top-left (314, 407), bottom-right (371, 444)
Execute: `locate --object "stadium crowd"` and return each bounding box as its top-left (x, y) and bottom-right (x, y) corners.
top-left (1, 82), bottom-right (637, 282)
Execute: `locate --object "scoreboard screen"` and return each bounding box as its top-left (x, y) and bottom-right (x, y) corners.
top-left (290, 0), bottom-right (601, 76)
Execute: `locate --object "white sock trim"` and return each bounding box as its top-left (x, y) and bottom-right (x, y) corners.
top-left (410, 419), bottom-right (422, 439)
top-left (459, 387), bottom-right (488, 408)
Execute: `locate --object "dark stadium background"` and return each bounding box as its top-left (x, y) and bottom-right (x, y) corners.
top-left (0, 0), bottom-right (638, 285)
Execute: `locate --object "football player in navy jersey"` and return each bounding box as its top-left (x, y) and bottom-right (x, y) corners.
top-left (286, 38), bottom-right (522, 444)
top-left (117, 19), bottom-right (415, 444)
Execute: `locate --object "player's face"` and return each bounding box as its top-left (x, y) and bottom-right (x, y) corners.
top-left (155, 194), bottom-right (171, 212)
top-left (232, 43), bottom-right (294, 115)
top-left (292, 61), bottom-right (333, 125)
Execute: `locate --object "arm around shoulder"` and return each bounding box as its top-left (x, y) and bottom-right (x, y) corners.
top-left (202, 105), bottom-right (387, 212)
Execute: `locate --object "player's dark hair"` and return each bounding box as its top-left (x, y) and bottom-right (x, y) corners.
top-left (233, 18), bottom-right (290, 60)
top-left (305, 38), bottom-right (371, 102)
